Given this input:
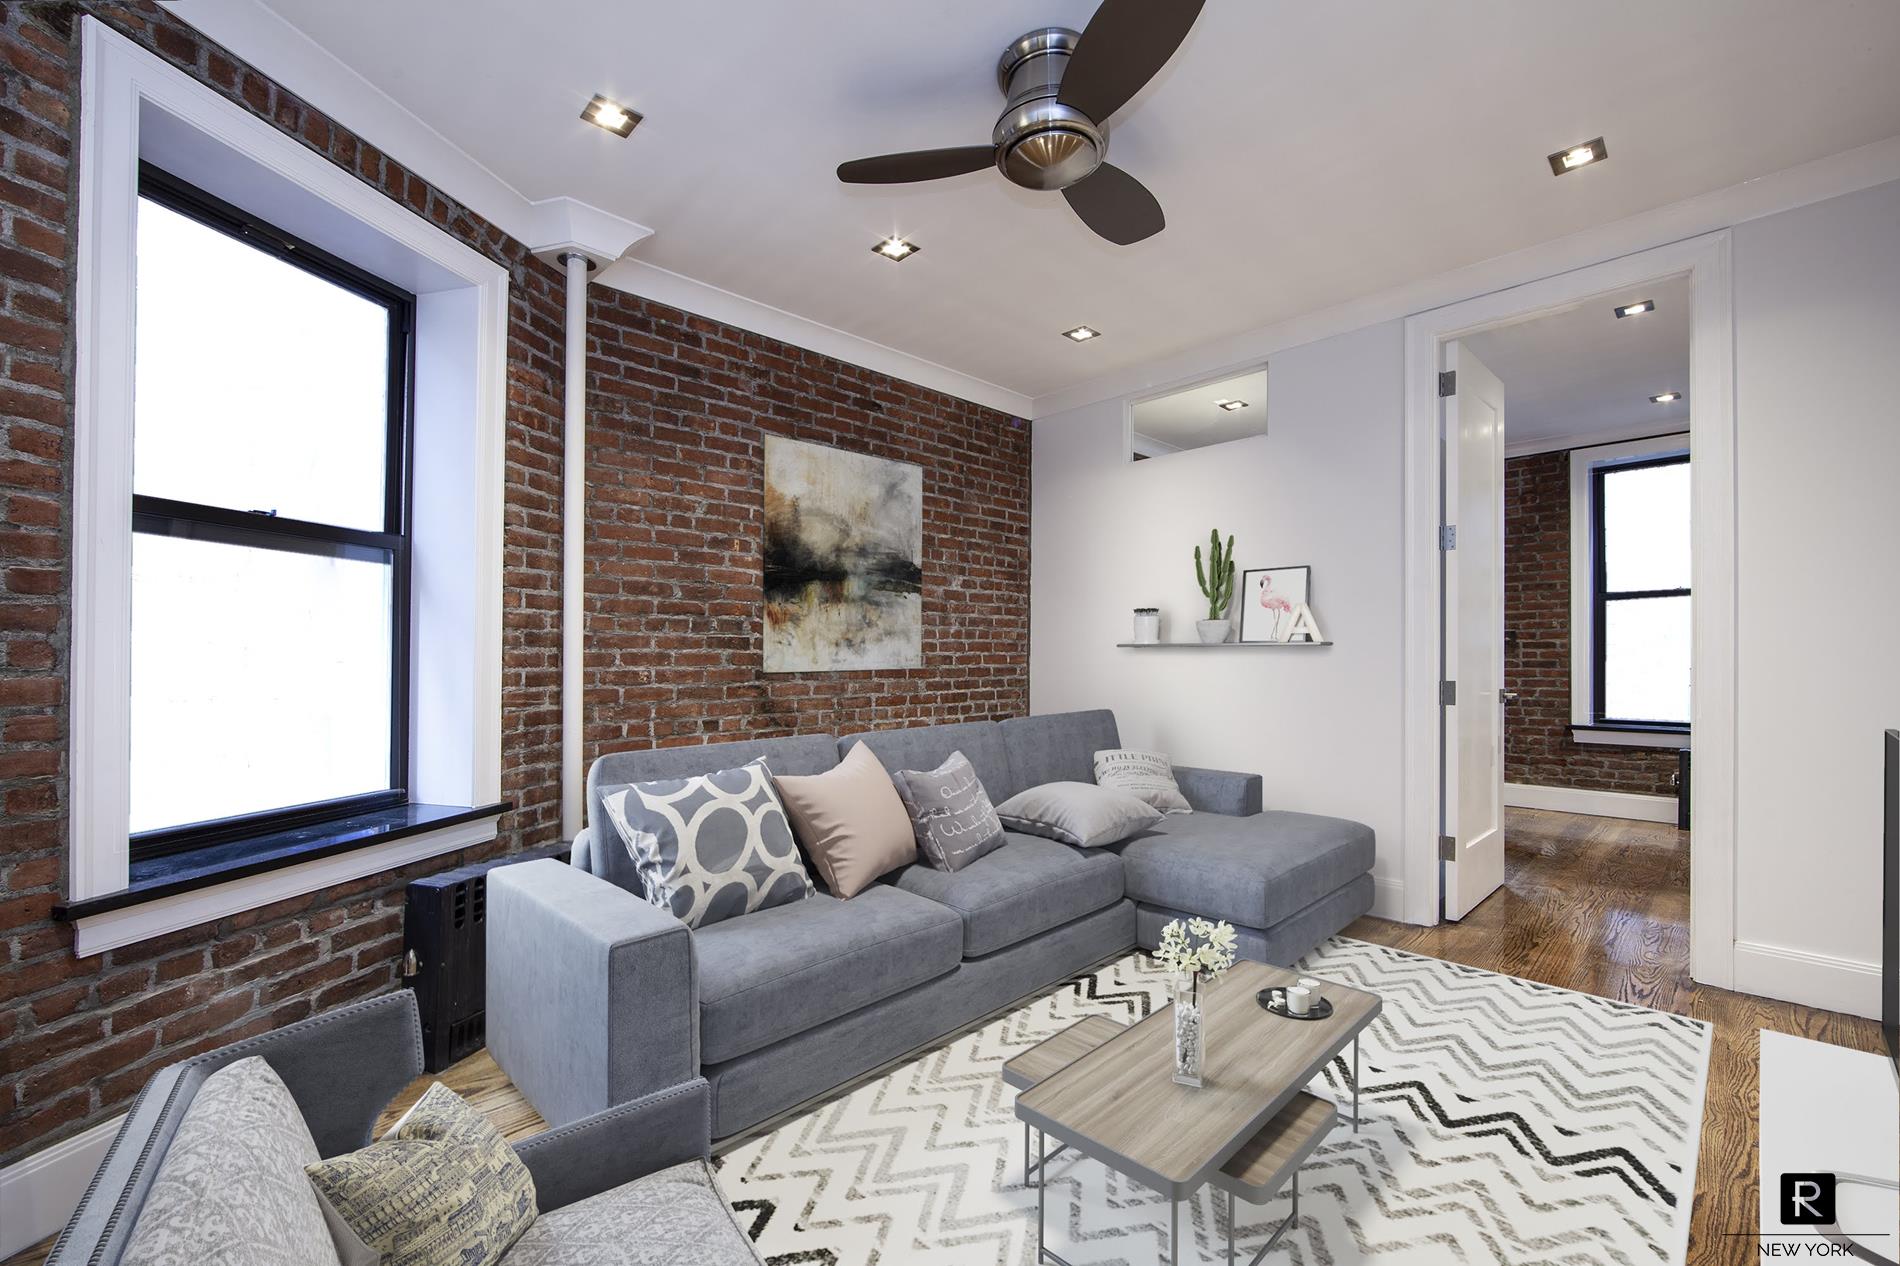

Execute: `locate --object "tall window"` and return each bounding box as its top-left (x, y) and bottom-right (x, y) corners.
top-left (1590, 453), bottom-right (1690, 727)
top-left (130, 164), bottom-right (415, 857)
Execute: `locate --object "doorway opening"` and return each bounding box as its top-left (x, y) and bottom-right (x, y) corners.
top-left (1440, 274), bottom-right (1693, 930)
top-left (1399, 231), bottom-right (1736, 990)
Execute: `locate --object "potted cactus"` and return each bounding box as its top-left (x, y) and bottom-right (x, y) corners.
top-left (1193, 529), bottom-right (1236, 644)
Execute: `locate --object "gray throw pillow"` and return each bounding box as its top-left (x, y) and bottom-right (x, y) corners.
top-left (889, 750), bottom-right (1006, 871)
top-left (994, 781), bottom-right (1163, 848)
top-left (600, 758), bottom-right (814, 929)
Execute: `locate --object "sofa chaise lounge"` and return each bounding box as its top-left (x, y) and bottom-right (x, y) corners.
top-left (488, 709), bottom-right (1374, 1141)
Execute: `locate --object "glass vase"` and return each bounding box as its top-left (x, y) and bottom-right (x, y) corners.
top-left (1171, 972), bottom-right (1206, 1087)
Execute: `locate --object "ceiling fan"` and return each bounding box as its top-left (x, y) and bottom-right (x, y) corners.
top-left (835, 0), bottom-right (1205, 246)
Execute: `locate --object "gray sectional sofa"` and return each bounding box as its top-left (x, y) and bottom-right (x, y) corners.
top-left (488, 709), bottom-right (1374, 1142)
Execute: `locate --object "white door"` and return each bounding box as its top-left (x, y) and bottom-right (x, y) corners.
top-left (1442, 340), bottom-right (1506, 920)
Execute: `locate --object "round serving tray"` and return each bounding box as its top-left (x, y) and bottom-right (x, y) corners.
top-left (1256, 987), bottom-right (1335, 1022)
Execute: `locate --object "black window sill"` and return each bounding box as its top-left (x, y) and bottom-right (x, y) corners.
top-left (54, 801), bottom-right (510, 921)
top-left (1572, 723), bottom-right (1690, 736)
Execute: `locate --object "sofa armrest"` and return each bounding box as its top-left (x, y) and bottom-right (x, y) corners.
top-left (1173, 766), bottom-right (1264, 816)
top-left (487, 860), bottom-right (698, 1129)
top-left (512, 1078), bottom-right (710, 1212)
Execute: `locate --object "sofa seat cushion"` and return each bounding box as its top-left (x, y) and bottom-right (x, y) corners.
top-left (502, 1161), bottom-right (763, 1265)
top-left (889, 834), bottom-right (1124, 958)
top-left (1108, 811), bottom-right (1375, 931)
top-left (693, 886), bottom-right (963, 1063)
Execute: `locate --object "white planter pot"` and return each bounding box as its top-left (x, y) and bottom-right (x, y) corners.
top-left (1195, 619), bottom-right (1231, 644)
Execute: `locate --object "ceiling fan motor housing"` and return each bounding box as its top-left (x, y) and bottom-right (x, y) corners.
top-left (993, 28), bottom-right (1103, 192)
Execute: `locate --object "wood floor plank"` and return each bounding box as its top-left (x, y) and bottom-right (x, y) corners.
top-left (6, 807), bottom-right (1883, 1266)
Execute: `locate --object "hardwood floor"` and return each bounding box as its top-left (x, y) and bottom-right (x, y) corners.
top-left (7, 807), bottom-right (1883, 1266)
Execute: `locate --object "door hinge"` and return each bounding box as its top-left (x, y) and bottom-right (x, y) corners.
top-left (1438, 370), bottom-right (1457, 397)
top-left (1438, 834), bottom-right (1457, 861)
top-left (1439, 524), bottom-right (1457, 550)
top-left (1439, 680), bottom-right (1457, 706)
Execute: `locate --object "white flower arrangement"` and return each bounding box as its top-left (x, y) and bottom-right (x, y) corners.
top-left (1154, 916), bottom-right (1237, 983)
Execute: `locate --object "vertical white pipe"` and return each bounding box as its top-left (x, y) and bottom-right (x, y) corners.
top-left (561, 252), bottom-right (589, 842)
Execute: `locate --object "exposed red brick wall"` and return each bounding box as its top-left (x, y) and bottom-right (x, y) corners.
top-left (0, 3), bottom-right (1032, 1173)
top-left (0, 1), bottom-right (569, 1168)
top-left (1504, 451), bottom-right (1678, 797)
top-left (582, 289), bottom-right (1030, 751)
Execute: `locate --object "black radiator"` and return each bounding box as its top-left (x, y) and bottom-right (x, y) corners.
top-left (403, 846), bottom-right (566, 1072)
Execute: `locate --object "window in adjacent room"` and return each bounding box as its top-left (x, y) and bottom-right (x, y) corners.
top-left (1589, 452), bottom-right (1690, 727)
top-left (128, 164), bottom-right (415, 858)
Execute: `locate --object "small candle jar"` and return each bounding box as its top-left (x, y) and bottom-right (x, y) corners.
top-left (1132, 607), bottom-right (1161, 644)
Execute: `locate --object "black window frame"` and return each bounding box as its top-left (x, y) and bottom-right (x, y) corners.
top-left (1589, 451), bottom-right (1691, 730)
top-left (129, 162), bottom-right (417, 862)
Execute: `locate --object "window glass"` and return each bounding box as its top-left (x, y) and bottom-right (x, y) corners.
top-left (1602, 460), bottom-right (1689, 592)
top-left (129, 533), bottom-right (394, 833)
top-left (1602, 595), bottom-right (1691, 724)
top-left (134, 197), bottom-right (391, 531)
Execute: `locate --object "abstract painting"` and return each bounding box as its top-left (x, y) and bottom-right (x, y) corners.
top-left (763, 436), bottom-right (922, 673)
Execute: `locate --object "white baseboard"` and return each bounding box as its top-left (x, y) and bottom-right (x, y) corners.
top-left (0, 1113), bottom-right (122, 1258)
top-left (1503, 782), bottom-right (1679, 824)
top-left (1734, 940), bottom-right (1883, 1021)
top-left (1369, 875), bottom-right (1406, 921)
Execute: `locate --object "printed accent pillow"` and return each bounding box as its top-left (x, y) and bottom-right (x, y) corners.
top-left (122, 1056), bottom-right (343, 1266)
top-left (889, 750), bottom-right (1007, 871)
top-left (305, 1083), bottom-right (535, 1266)
top-left (600, 758), bottom-right (815, 929)
top-left (994, 781), bottom-right (1163, 848)
top-left (1093, 748), bottom-right (1193, 814)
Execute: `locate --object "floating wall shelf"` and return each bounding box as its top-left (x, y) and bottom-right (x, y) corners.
top-left (1116, 641), bottom-right (1333, 649)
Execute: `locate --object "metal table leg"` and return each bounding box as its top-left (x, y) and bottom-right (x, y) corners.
top-left (1227, 1188), bottom-right (1237, 1266)
top-left (1169, 1195), bottom-right (1179, 1266)
top-left (1352, 1035), bottom-right (1361, 1133)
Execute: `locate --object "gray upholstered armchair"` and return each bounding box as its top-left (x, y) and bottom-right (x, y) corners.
top-left (45, 991), bottom-right (745, 1265)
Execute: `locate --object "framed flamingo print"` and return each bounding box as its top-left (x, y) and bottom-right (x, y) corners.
top-left (1239, 565), bottom-right (1310, 643)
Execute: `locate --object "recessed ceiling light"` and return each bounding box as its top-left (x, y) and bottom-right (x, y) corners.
top-left (1614, 299), bottom-right (1655, 318)
top-left (582, 94), bottom-right (641, 138)
top-left (872, 235), bottom-right (920, 261)
top-left (1214, 399), bottom-right (1249, 412)
top-left (1062, 325), bottom-right (1102, 342)
top-left (1547, 136), bottom-right (1607, 175)
top-left (1650, 391), bottom-right (1681, 404)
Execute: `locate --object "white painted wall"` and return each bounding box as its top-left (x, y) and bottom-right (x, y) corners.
top-left (1729, 179), bottom-right (1900, 1008)
top-left (1031, 321), bottom-right (1408, 916)
top-left (1032, 180), bottom-right (1900, 1013)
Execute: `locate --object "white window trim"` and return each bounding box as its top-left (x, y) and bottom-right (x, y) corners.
top-left (1567, 432), bottom-right (1691, 736)
top-left (71, 18), bottom-right (507, 927)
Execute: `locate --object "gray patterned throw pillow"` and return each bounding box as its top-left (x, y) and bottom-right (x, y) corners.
top-left (890, 750), bottom-right (1007, 871)
top-left (601, 758), bottom-right (814, 928)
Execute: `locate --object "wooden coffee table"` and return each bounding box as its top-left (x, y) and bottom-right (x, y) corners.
top-left (1011, 961), bottom-right (1380, 1265)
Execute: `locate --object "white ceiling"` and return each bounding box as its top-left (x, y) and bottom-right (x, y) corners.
top-left (1131, 368), bottom-right (1269, 453)
top-left (1464, 274), bottom-right (1690, 451)
top-left (256, 0), bottom-right (1900, 401)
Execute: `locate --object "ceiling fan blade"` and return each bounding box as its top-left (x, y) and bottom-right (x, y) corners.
top-left (1058, 0), bottom-right (1206, 124)
top-left (1063, 163), bottom-right (1164, 245)
top-left (836, 146), bottom-right (996, 184)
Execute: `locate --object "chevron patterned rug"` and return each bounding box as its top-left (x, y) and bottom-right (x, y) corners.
top-left (715, 938), bottom-right (1712, 1265)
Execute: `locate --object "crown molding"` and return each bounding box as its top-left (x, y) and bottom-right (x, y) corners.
top-left (596, 257), bottom-right (1034, 416)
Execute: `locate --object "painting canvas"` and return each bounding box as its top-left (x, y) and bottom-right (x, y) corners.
top-left (1239, 565), bottom-right (1310, 643)
top-left (763, 436), bottom-right (922, 673)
